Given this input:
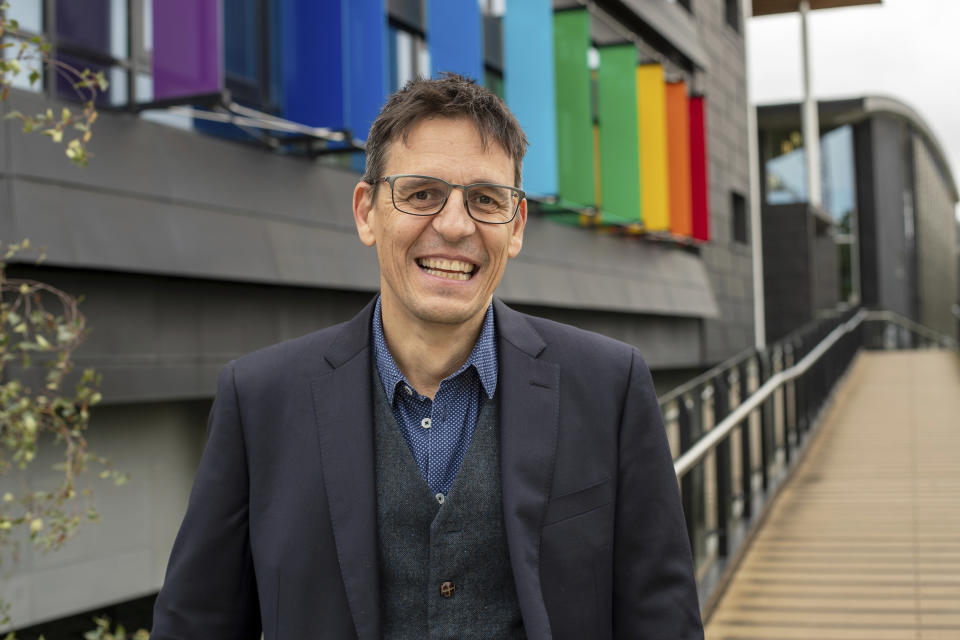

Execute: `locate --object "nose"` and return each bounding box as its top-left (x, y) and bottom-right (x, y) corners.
top-left (431, 186), bottom-right (476, 241)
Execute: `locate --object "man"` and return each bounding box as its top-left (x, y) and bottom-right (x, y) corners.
top-left (152, 74), bottom-right (703, 639)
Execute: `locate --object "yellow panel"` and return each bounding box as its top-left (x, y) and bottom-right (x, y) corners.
top-left (636, 64), bottom-right (670, 231)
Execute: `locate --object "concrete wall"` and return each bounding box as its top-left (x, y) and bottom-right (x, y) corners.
top-left (912, 134), bottom-right (959, 339)
top-left (693, 0), bottom-right (756, 361)
top-left (0, 401), bottom-right (207, 630)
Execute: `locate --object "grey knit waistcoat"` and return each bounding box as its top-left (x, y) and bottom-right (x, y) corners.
top-left (373, 374), bottom-right (525, 639)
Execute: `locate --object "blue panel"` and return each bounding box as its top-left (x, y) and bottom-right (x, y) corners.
top-left (427, 0), bottom-right (483, 81)
top-left (344, 0), bottom-right (388, 169)
top-left (503, 0), bottom-right (557, 197)
top-left (282, 0), bottom-right (344, 128)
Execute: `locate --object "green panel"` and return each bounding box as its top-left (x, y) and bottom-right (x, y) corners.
top-left (484, 69), bottom-right (504, 100)
top-left (553, 10), bottom-right (594, 208)
top-left (597, 45), bottom-right (641, 223)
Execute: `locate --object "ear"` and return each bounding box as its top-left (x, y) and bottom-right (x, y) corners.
top-left (353, 181), bottom-right (377, 247)
top-left (507, 197), bottom-right (527, 258)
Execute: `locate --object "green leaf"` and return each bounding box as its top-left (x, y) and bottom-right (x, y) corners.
top-left (28, 69), bottom-right (40, 86)
top-left (3, 110), bottom-right (23, 120)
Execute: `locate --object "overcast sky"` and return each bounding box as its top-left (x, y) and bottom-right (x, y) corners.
top-left (746, 0), bottom-right (960, 221)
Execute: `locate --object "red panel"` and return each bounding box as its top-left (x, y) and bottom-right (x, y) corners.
top-left (689, 96), bottom-right (710, 242)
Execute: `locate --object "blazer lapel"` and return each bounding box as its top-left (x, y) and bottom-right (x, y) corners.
top-left (311, 300), bottom-right (380, 640)
top-left (495, 299), bottom-right (560, 640)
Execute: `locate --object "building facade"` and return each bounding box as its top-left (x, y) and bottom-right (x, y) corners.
top-left (758, 96), bottom-right (960, 342)
top-left (1, 0), bottom-right (755, 630)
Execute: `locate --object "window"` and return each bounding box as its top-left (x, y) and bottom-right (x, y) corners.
top-left (725, 0), bottom-right (740, 32)
top-left (481, 1), bottom-right (504, 98)
top-left (2, 1), bottom-right (155, 106)
top-left (53, 0), bottom-right (130, 106)
top-left (387, 24), bottom-right (430, 92)
top-left (2, 0), bottom-right (44, 93)
top-left (732, 191), bottom-right (748, 244)
top-left (223, 0), bottom-right (282, 112)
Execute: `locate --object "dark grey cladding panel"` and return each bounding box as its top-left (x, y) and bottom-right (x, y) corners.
top-left (4, 90), bottom-right (361, 230)
top-left (7, 178), bottom-right (382, 290)
top-left (7, 265), bottom-right (377, 403)
top-left (508, 302), bottom-right (702, 370)
top-left (500, 214), bottom-right (719, 318)
top-left (617, 0), bottom-right (708, 69)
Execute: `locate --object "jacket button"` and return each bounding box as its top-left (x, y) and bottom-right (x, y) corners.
top-left (439, 581), bottom-right (455, 598)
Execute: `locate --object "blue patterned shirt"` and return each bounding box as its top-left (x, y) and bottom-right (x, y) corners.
top-left (372, 297), bottom-right (498, 497)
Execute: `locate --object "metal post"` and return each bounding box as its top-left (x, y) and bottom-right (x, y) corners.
top-left (742, 0), bottom-right (767, 349)
top-left (799, 0), bottom-right (822, 210)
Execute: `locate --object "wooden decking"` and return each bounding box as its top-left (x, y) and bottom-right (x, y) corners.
top-left (705, 350), bottom-right (960, 640)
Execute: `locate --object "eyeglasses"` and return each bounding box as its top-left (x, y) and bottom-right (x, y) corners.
top-left (378, 174), bottom-right (524, 224)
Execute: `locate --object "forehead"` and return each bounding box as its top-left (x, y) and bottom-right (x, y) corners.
top-left (384, 117), bottom-right (514, 181)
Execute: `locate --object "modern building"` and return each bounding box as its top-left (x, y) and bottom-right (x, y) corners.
top-left (1, 0), bottom-right (757, 631)
top-left (757, 96), bottom-right (960, 342)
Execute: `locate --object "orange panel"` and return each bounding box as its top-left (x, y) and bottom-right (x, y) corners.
top-left (665, 81), bottom-right (692, 237)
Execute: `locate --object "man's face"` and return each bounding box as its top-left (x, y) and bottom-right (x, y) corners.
top-left (353, 116), bottom-right (526, 331)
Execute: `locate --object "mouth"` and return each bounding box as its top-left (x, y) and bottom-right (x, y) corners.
top-left (416, 257), bottom-right (477, 281)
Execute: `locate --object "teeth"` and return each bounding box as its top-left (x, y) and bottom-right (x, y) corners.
top-left (422, 268), bottom-right (471, 281)
top-left (417, 257), bottom-right (475, 279)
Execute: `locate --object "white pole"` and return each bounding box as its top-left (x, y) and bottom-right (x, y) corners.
top-left (799, 0), bottom-right (822, 209)
top-left (743, 0), bottom-right (767, 349)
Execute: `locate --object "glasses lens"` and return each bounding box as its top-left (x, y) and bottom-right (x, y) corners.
top-left (392, 176), bottom-right (449, 215)
top-left (466, 185), bottom-right (519, 222)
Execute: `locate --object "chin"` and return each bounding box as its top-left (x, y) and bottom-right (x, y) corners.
top-left (412, 299), bottom-right (485, 326)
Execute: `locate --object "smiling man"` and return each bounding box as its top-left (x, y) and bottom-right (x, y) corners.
top-left (152, 75), bottom-right (703, 640)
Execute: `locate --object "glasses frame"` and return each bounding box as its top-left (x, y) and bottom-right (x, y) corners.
top-left (378, 174), bottom-right (525, 224)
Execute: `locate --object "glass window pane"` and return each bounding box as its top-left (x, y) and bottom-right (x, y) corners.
top-left (820, 125), bottom-right (857, 223)
top-left (224, 0), bottom-right (259, 83)
top-left (135, 70), bottom-right (152, 101)
top-left (2, 37), bottom-right (43, 92)
top-left (5, 0), bottom-right (43, 33)
top-left (110, 0), bottom-right (128, 58)
top-left (143, 0), bottom-right (153, 53)
top-left (56, 0), bottom-right (127, 59)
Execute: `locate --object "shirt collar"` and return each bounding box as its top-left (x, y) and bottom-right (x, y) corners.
top-left (372, 296), bottom-right (498, 404)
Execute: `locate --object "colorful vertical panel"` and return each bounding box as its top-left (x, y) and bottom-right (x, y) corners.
top-left (504, 0), bottom-right (557, 197)
top-left (553, 10), bottom-right (594, 208)
top-left (666, 81), bottom-right (693, 236)
top-left (343, 0), bottom-right (388, 143)
top-left (282, 0), bottom-right (342, 127)
top-left (427, 0), bottom-right (483, 81)
top-left (597, 45), bottom-right (641, 223)
top-left (689, 95), bottom-right (711, 242)
top-left (153, 0), bottom-right (221, 100)
top-left (636, 64), bottom-right (670, 231)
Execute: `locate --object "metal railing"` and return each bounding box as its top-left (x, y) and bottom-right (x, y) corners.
top-left (658, 307), bottom-right (956, 608)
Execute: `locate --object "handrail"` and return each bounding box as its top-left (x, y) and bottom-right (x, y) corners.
top-left (865, 309), bottom-right (957, 347)
top-left (673, 309), bottom-right (868, 478)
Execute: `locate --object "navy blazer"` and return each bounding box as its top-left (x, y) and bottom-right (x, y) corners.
top-left (152, 298), bottom-right (703, 639)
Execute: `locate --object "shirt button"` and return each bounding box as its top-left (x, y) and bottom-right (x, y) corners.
top-left (404, 385), bottom-right (413, 396)
top-left (435, 493), bottom-right (445, 505)
top-left (439, 581), bottom-right (455, 598)
top-left (421, 417), bottom-right (431, 429)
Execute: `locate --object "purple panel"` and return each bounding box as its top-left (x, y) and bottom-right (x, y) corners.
top-left (153, 0), bottom-right (223, 100)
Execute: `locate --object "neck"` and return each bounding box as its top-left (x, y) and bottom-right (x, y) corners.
top-left (380, 300), bottom-right (488, 400)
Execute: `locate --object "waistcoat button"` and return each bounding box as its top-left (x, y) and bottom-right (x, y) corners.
top-left (439, 581), bottom-right (455, 598)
